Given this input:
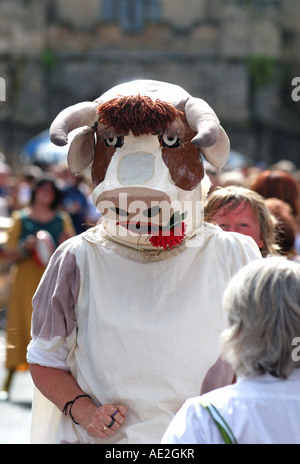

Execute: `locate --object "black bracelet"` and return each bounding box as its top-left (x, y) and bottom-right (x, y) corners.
top-left (62, 394), bottom-right (91, 425)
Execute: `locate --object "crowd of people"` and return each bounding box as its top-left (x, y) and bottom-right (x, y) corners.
top-left (0, 159), bottom-right (100, 399)
top-left (205, 158), bottom-right (300, 260)
top-left (0, 153), bottom-right (300, 443)
top-left (0, 160), bottom-right (101, 231)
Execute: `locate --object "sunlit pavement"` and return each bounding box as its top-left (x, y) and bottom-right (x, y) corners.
top-left (0, 329), bottom-right (34, 444)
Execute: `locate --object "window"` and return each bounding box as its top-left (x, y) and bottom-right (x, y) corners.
top-left (101, 0), bottom-right (161, 32)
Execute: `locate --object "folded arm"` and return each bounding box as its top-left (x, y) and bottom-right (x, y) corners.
top-left (29, 363), bottom-right (127, 439)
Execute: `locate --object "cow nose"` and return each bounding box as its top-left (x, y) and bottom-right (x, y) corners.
top-left (118, 152), bottom-right (155, 186)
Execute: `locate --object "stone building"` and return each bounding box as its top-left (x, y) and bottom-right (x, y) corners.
top-left (0, 0), bottom-right (299, 168)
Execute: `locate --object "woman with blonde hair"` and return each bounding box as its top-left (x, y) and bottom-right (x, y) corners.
top-left (204, 186), bottom-right (277, 257)
top-left (162, 257), bottom-right (300, 444)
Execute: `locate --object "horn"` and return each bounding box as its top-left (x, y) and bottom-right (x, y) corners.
top-left (185, 97), bottom-right (230, 168)
top-left (201, 126), bottom-right (230, 169)
top-left (50, 101), bottom-right (99, 146)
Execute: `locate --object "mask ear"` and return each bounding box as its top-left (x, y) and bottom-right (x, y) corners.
top-left (68, 126), bottom-right (96, 175)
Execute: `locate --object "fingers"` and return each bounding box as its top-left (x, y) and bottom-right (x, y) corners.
top-left (102, 405), bottom-right (127, 434)
top-left (87, 404), bottom-right (127, 439)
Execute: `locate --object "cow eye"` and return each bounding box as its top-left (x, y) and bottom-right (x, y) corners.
top-left (162, 134), bottom-right (180, 148)
top-left (105, 136), bottom-right (124, 148)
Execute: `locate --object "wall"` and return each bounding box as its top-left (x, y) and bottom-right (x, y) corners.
top-left (0, 0), bottom-right (299, 168)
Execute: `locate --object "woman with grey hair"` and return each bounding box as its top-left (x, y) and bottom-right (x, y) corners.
top-left (162, 257), bottom-right (300, 444)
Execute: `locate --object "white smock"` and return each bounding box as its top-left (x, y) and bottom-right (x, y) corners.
top-left (27, 223), bottom-right (260, 444)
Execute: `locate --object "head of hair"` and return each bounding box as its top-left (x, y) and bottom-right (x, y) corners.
top-left (265, 198), bottom-right (297, 257)
top-left (30, 175), bottom-right (62, 210)
top-left (204, 186), bottom-right (277, 257)
top-left (221, 257), bottom-right (300, 379)
top-left (251, 170), bottom-right (300, 218)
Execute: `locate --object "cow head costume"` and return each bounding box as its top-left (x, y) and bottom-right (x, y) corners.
top-left (50, 80), bottom-right (229, 250)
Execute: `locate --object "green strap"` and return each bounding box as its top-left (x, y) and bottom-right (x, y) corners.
top-left (201, 402), bottom-right (238, 444)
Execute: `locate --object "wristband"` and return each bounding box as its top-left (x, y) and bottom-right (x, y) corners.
top-left (62, 394), bottom-right (91, 425)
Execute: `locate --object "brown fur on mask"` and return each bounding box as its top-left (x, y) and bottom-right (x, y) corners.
top-left (97, 95), bottom-right (183, 136)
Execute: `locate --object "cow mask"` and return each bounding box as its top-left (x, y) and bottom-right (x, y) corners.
top-left (50, 80), bottom-right (230, 250)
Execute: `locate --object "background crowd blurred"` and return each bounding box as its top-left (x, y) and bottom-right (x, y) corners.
top-left (205, 158), bottom-right (300, 260)
top-left (0, 158), bottom-right (101, 398)
top-left (0, 158), bottom-right (103, 303)
top-left (0, 154), bottom-right (300, 270)
top-left (0, 154), bottom-right (300, 398)
top-left (0, 160), bottom-right (101, 234)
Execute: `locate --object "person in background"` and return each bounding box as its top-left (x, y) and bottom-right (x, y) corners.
top-left (162, 257), bottom-right (300, 444)
top-left (265, 198), bottom-right (300, 261)
top-left (204, 186), bottom-right (278, 257)
top-left (5, 177), bottom-right (23, 214)
top-left (251, 169), bottom-right (300, 250)
top-left (0, 175), bottom-right (74, 400)
top-left (0, 163), bottom-right (13, 217)
top-left (0, 163), bottom-right (12, 198)
top-left (59, 167), bottom-right (90, 234)
top-left (17, 165), bottom-right (43, 208)
top-left (218, 170), bottom-right (246, 188)
top-left (251, 170), bottom-right (300, 219)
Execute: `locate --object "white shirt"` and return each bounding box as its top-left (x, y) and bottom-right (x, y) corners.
top-left (162, 369), bottom-right (300, 444)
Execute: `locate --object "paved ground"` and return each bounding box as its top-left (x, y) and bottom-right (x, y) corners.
top-left (0, 324), bottom-right (34, 444)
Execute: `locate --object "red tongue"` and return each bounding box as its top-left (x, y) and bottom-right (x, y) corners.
top-left (149, 223), bottom-right (187, 250)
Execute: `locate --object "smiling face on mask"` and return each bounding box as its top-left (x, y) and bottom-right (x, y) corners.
top-left (91, 102), bottom-right (209, 250)
top-left (49, 80), bottom-right (230, 250)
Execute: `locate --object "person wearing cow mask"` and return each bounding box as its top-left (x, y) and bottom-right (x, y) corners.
top-left (27, 80), bottom-right (261, 444)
